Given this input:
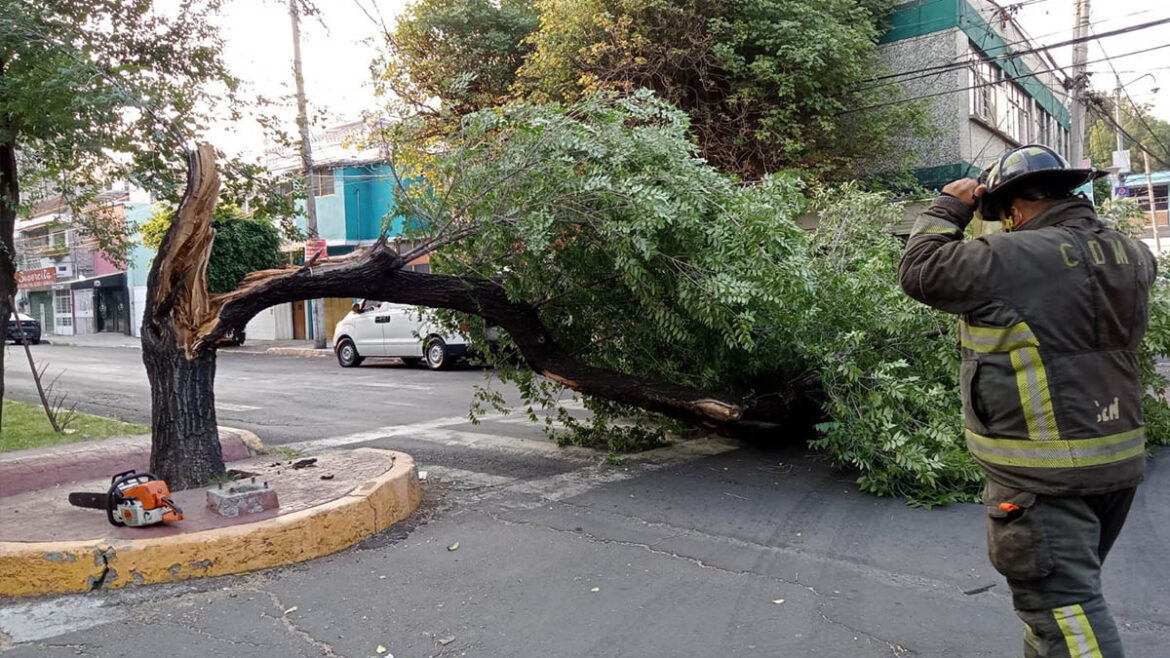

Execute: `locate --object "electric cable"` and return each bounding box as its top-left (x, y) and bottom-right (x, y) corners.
top-left (843, 42), bottom-right (1170, 115)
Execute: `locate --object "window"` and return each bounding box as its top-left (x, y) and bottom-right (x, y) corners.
top-left (313, 168), bottom-right (335, 197)
top-left (968, 43), bottom-right (1040, 145)
top-left (969, 55), bottom-right (997, 121)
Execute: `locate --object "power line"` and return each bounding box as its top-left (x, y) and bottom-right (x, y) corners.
top-left (1088, 97), bottom-right (1170, 170)
top-left (859, 14), bottom-right (1170, 91)
top-left (843, 42), bottom-right (1170, 115)
top-left (1089, 25), bottom-right (1170, 167)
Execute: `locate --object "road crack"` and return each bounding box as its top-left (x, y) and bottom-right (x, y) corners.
top-left (254, 588), bottom-right (346, 658)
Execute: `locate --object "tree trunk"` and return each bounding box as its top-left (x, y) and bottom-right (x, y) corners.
top-left (143, 320), bottom-right (222, 488)
top-left (142, 144), bottom-right (225, 488)
top-left (195, 251), bottom-right (815, 433)
top-left (0, 137), bottom-right (20, 430)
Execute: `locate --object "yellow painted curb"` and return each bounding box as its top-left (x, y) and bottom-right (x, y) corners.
top-left (0, 449), bottom-right (420, 597)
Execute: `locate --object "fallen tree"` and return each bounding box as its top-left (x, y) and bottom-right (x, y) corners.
top-left (148, 95), bottom-right (1170, 505)
top-left (145, 139), bottom-right (817, 487)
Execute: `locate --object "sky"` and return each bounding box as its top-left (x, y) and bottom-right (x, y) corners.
top-left (1014, 0), bottom-right (1170, 120)
top-left (205, 0), bottom-right (1170, 159)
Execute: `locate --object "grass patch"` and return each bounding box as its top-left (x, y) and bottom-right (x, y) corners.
top-left (0, 400), bottom-right (149, 452)
top-left (267, 445), bottom-right (304, 459)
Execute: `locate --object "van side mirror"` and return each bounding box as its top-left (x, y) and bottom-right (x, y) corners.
top-left (352, 302), bottom-right (363, 313)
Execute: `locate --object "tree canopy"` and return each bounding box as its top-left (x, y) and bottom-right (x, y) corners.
top-left (385, 0), bottom-right (925, 179)
top-left (1087, 99), bottom-right (1170, 174)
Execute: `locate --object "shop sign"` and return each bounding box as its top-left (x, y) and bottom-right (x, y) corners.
top-left (17, 267), bottom-right (57, 289)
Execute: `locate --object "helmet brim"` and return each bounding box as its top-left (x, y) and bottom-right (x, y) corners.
top-left (980, 168), bottom-right (1106, 219)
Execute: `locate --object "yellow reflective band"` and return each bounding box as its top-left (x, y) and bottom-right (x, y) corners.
top-left (913, 225), bottom-right (961, 235)
top-left (1024, 623), bottom-right (1041, 652)
top-left (1054, 605), bottom-right (1104, 658)
top-left (965, 428), bottom-right (1146, 468)
top-left (911, 217), bottom-right (962, 237)
top-left (958, 320), bottom-right (1039, 353)
top-left (1012, 346), bottom-right (1059, 440)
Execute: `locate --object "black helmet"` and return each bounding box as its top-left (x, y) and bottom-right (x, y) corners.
top-left (977, 144), bottom-right (1106, 220)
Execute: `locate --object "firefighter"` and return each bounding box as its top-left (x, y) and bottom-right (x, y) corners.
top-left (898, 144), bottom-right (1156, 658)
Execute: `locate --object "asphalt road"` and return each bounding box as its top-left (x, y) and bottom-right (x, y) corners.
top-left (2, 344), bottom-right (1169, 657)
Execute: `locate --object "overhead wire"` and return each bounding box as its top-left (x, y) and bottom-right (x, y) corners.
top-left (1088, 24), bottom-right (1170, 167)
top-left (842, 42), bottom-right (1170, 115)
top-left (856, 15), bottom-right (1170, 93)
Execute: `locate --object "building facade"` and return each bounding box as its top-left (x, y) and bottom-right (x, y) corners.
top-left (14, 189), bottom-right (145, 337)
top-left (1116, 170), bottom-right (1169, 252)
top-left (259, 121), bottom-right (413, 343)
top-left (877, 0), bottom-right (1074, 189)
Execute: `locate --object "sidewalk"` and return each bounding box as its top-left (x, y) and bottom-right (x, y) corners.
top-left (43, 332), bottom-right (331, 356)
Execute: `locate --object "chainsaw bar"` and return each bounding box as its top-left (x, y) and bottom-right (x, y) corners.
top-left (68, 492), bottom-right (111, 510)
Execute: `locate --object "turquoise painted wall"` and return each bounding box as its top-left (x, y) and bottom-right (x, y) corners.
top-left (292, 164), bottom-right (404, 243)
top-left (124, 202), bottom-right (157, 290)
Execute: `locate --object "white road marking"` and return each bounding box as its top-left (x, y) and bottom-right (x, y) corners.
top-left (282, 407), bottom-right (527, 453)
top-left (420, 465), bottom-right (517, 490)
top-left (356, 382), bottom-right (435, 391)
top-left (216, 403), bottom-right (261, 412)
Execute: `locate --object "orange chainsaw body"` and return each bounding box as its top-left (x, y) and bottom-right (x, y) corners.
top-left (118, 480), bottom-right (184, 524)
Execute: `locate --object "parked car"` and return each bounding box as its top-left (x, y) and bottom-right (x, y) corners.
top-left (332, 300), bottom-right (493, 369)
top-left (7, 312), bottom-right (41, 344)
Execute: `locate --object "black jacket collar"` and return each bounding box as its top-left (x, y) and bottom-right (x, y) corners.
top-left (1015, 197), bottom-right (1100, 232)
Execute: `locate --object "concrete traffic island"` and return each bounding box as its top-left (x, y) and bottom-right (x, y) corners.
top-left (0, 447), bottom-right (420, 597)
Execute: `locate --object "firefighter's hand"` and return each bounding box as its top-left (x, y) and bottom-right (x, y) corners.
top-left (942, 179), bottom-right (988, 208)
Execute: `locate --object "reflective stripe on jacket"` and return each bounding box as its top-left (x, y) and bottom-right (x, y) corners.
top-left (898, 195), bottom-right (1156, 495)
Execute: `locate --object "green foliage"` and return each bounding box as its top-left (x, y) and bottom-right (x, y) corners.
top-left (2, 1), bottom-right (293, 267)
top-left (386, 0), bottom-right (926, 179)
top-left (800, 187), bottom-right (981, 506)
top-left (386, 94), bottom-right (974, 503)
top-left (1086, 99), bottom-right (1170, 174)
top-left (1103, 197), bottom-right (1170, 449)
top-left (381, 0), bottom-right (539, 117)
top-left (388, 93), bottom-right (1170, 506)
top-left (1, 1), bottom-right (235, 232)
top-left (140, 205), bottom-right (283, 294)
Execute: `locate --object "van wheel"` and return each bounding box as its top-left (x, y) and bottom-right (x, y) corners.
top-left (425, 338), bottom-right (448, 370)
top-left (337, 338), bottom-right (363, 367)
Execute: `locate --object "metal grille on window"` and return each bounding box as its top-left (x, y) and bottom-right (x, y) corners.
top-left (54, 289), bottom-right (72, 327)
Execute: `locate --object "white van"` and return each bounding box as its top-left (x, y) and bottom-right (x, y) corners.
top-left (332, 300), bottom-right (482, 369)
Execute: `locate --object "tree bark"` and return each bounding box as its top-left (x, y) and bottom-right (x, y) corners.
top-left (0, 137), bottom-right (20, 430)
top-left (143, 320), bottom-right (221, 488)
top-left (194, 245), bottom-right (813, 432)
top-left (142, 144), bottom-right (224, 488)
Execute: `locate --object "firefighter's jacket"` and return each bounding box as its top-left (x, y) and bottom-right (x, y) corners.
top-left (899, 195), bottom-right (1156, 495)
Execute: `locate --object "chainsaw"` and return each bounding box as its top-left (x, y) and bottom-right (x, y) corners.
top-left (68, 470), bottom-right (184, 527)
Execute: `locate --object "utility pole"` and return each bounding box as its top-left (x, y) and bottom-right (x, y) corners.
top-left (1114, 76), bottom-right (1124, 153)
top-left (1069, 0), bottom-right (1090, 166)
top-left (290, 0), bottom-right (327, 349)
top-left (1144, 150), bottom-right (1162, 255)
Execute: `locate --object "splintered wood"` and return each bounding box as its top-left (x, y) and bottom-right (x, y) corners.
top-left (148, 143), bottom-right (220, 357)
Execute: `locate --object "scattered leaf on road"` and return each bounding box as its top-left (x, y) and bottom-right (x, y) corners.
top-left (439, 636), bottom-right (455, 646)
top-left (771, 599), bottom-right (785, 605)
top-left (591, 587), bottom-right (600, 592)
top-left (376, 645), bottom-right (387, 654)
top-left (284, 606), bottom-right (298, 614)
top-left (447, 542), bottom-right (460, 551)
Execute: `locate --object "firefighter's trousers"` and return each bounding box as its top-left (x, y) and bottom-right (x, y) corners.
top-left (984, 480), bottom-right (1136, 658)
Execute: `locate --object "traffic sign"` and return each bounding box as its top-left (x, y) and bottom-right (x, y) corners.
top-left (305, 238), bottom-right (327, 262)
